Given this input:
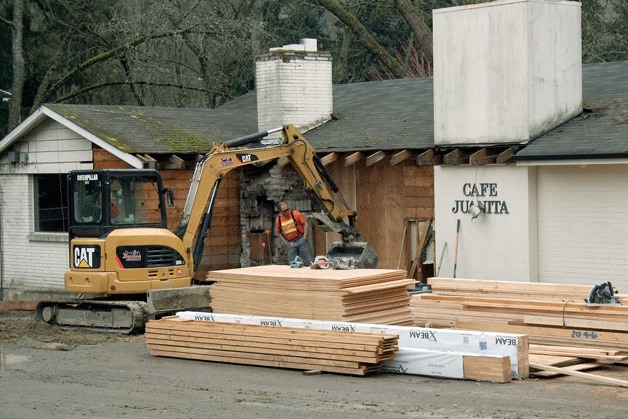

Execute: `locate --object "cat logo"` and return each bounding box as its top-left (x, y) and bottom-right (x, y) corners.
top-left (74, 245), bottom-right (101, 269)
top-left (237, 154), bottom-right (259, 164)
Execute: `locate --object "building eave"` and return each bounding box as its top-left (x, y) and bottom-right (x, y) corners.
top-left (0, 105), bottom-right (144, 169)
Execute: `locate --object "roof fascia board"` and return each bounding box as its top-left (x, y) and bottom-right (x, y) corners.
top-left (43, 106), bottom-right (144, 168)
top-left (516, 158), bottom-right (627, 167)
top-left (0, 107), bottom-right (45, 154)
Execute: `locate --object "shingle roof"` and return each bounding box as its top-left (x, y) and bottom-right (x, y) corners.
top-left (34, 61), bottom-right (628, 160)
top-left (514, 61), bottom-right (628, 162)
top-left (306, 77), bottom-right (434, 152)
top-left (45, 103), bottom-right (258, 154)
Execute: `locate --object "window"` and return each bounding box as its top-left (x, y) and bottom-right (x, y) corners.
top-left (35, 174), bottom-right (69, 232)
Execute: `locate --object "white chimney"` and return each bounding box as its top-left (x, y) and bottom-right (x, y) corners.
top-left (256, 38), bottom-right (332, 139)
top-left (433, 0), bottom-right (582, 146)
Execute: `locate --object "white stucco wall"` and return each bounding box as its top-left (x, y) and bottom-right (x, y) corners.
top-left (433, 0), bottom-right (582, 145)
top-left (434, 165), bottom-right (538, 282)
top-left (536, 165), bottom-right (628, 291)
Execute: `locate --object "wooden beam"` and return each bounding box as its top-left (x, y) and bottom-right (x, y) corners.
top-left (320, 152), bottom-right (339, 166)
top-left (443, 149), bottom-right (471, 165)
top-left (366, 151), bottom-right (387, 167)
top-left (416, 149), bottom-right (443, 166)
top-left (344, 151), bottom-right (364, 167)
top-left (530, 362), bottom-right (628, 388)
top-left (469, 148), bottom-right (497, 165)
top-left (162, 154), bottom-right (186, 170)
top-left (137, 154), bottom-right (157, 169)
top-left (390, 149), bottom-right (415, 166)
top-left (497, 147), bottom-right (516, 164)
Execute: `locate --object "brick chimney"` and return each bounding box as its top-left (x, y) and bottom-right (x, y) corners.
top-left (433, 0), bottom-right (582, 146)
top-left (256, 39), bottom-right (333, 140)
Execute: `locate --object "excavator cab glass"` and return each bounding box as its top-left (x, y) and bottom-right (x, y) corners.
top-left (68, 169), bottom-right (168, 238)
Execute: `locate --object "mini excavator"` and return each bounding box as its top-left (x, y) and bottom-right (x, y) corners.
top-left (36, 125), bottom-right (377, 333)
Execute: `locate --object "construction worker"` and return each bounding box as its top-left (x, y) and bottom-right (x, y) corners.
top-left (275, 201), bottom-right (312, 266)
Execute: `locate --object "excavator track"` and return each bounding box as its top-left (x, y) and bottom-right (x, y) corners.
top-left (35, 300), bottom-right (150, 334)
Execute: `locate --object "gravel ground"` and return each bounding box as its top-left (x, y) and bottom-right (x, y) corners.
top-left (1, 311), bottom-right (626, 418)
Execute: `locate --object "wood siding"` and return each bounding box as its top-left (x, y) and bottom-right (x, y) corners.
top-left (320, 160), bottom-right (434, 270)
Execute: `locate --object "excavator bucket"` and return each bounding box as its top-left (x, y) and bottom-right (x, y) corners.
top-left (146, 286), bottom-right (212, 315)
top-left (326, 241), bottom-right (378, 269)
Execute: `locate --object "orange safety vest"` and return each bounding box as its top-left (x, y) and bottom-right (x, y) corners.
top-left (275, 210), bottom-right (305, 241)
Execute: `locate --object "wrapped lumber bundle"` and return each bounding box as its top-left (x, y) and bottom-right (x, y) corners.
top-left (145, 317), bottom-right (399, 376)
top-left (207, 265), bottom-right (414, 325)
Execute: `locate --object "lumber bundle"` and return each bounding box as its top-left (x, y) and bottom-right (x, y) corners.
top-left (178, 312), bottom-right (528, 382)
top-left (145, 317), bottom-right (399, 376)
top-left (207, 265), bottom-right (414, 325)
top-left (411, 278), bottom-right (628, 353)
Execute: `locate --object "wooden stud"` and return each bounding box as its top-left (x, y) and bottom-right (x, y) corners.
top-left (443, 149), bottom-right (472, 165)
top-left (366, 151), bottom-right (387, 167)
top-left (344, 151), bottom-right (364, 167)
top-left (390, 149), bottom-right (415, 166)
top-left (416, 149), bottom-right (443, 166)
top-left (469, 148), bottom-right (497, 165)
top-left (497, 147), bottom-right (516, 164)
top-left (137, 154), bottom-right (157, 169)
top-left (162, 154), bottom-right (186, 170)
top-left (320, 152), bottom-right (339, 166)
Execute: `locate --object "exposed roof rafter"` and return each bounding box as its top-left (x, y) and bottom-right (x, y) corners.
top-left (344, 151), bottom-right (364, 167)
top-left (390, 149), bottom-right (415, 166)
top-left (366, 150), bottom-right (387, 167)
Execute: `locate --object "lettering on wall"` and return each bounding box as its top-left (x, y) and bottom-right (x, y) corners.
top-left (452, 183), bottom-right (509, 215)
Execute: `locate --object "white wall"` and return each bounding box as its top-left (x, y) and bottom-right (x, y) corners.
top-left (434, 165), bottom-right (538, 282)
top-left (0, 175), bottom-right (68, 299)
top-left (536, 165), bottom-right (628, 291)
top-left (0, 119), bottom-right (93, 174)
top-left (433, 0), bottom-right (582, 145)
top-left (0, 119), bottom-right (93, 299)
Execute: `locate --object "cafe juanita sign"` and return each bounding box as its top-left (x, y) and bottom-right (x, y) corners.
top-left (452, 183), bottom-right (510, 216)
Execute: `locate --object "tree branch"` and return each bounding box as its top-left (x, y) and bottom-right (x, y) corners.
top-left (394, 0), bottom-right (433, 67)
top-left (32, 25), bottom-right (212, 109)
top-left (52, 80), bottom-right (219, 103)
top-left (316, 0), bottom-right (408, 78)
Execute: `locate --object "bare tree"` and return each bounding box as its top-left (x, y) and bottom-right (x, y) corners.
top-left (1, 0), bottom-right (24, 130)
top-left (315, 0), bottom-right (409, 78)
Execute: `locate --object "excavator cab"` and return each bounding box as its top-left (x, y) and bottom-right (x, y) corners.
top-left (68, 169), bottom-right (170, 239)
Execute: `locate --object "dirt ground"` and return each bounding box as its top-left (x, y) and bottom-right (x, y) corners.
top-left (1, 310), bottom-right (626, 418)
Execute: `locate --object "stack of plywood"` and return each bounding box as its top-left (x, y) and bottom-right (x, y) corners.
top-left (207, 265), bottom-right (414, 325)
top-left (145, 317), bottom-right (399, 376)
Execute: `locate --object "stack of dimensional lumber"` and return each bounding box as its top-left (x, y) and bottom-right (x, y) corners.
top-left (411, 278), bottom-right (628, 353)
top-left (145, 316), bottom-right (399, 376)
top-left (207, 265), bottom-right (414, 325)
top-left (179, 312), bottom-right (527, 383)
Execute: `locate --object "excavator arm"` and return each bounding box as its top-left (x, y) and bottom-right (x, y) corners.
top-left (174, 124), bottom-right (376, 270)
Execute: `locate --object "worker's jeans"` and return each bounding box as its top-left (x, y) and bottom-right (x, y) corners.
top-left (287, 236), bottom-right (313, 266)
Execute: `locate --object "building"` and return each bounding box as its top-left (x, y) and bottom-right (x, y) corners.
top-left (0, 0), bottom-right (626, 301)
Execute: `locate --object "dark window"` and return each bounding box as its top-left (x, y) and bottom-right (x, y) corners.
top-left (35, 174), bottom-right (69, 232)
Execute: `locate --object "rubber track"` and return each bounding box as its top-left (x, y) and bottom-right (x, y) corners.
top-left (35, 300), bottom-right (150, 334)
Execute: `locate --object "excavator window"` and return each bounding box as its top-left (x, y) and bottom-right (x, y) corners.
top-left (69, 170), bottom-right (168, 238)
top-left (74, 181), bottom-right (103, 224)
